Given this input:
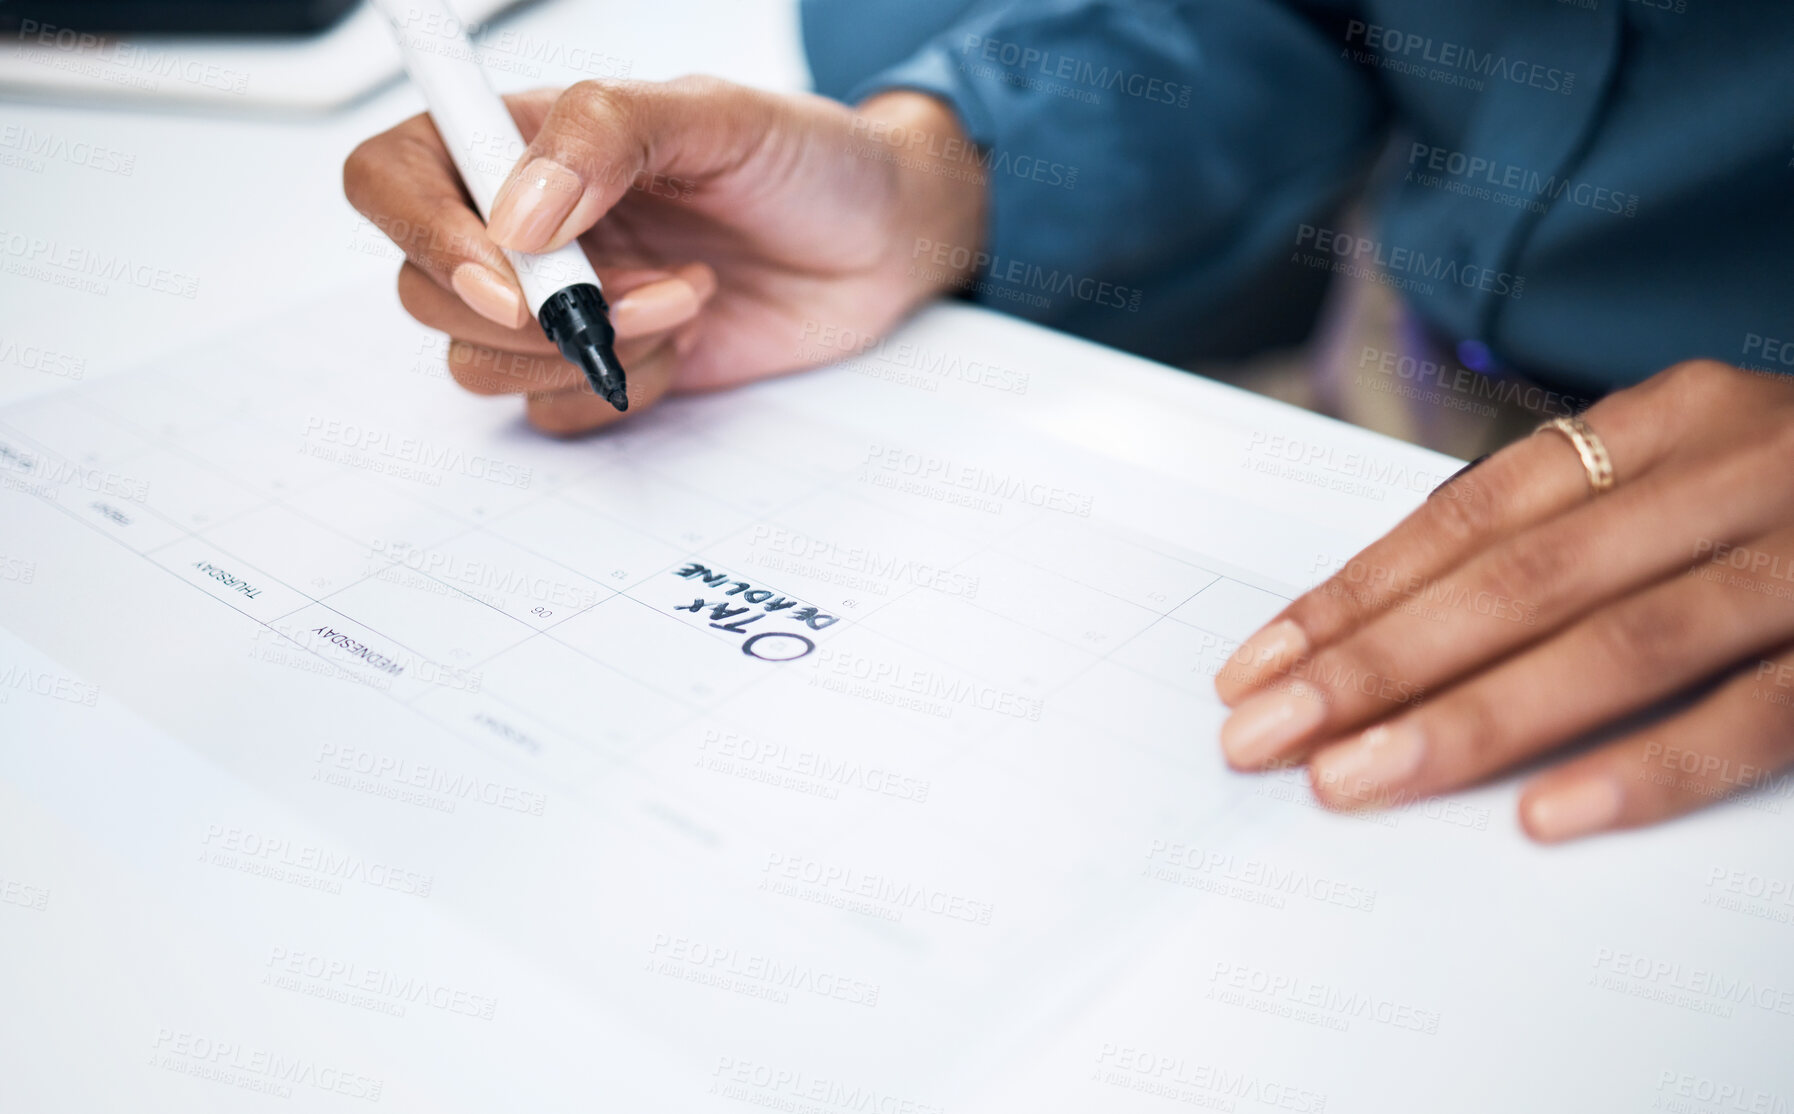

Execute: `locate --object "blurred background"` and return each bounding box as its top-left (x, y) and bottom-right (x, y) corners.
top-left (1, 0), bottom-right (1532, 455)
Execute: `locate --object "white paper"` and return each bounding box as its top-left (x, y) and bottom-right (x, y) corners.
top-left (1, 284), bottom-right (1789, 1111)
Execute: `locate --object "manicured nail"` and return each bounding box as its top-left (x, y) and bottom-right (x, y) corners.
top-left (1523, 777), bottom-right (1622, 843)
top-left (1310, 722), bottom-right (1426, 806)
top-left (1218, 619), bottom-right (1308, 704)
top-left (611, 277), bottom-right (700, 336)
top-left (487, 157), bottom-right (583, 252)
top-left (1220, 680), bottom-right (1327, 769)
top-left (450, 262), bottom-right (525, 328)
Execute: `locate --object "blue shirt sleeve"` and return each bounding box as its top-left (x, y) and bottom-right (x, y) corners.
top-left (801, 0), bottom-right (1388, 364)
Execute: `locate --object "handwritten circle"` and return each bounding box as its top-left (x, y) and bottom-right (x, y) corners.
top-left (741, 631), bottom-right (815, 663)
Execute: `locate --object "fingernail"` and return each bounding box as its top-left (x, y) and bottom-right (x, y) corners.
top-left (1218, 619), bottom-right (1308, 703)
top-left (1524, 777), bottom-right (1623, 843)
top-left (487, 157), bottom-right (583, 252)
top-left (612, 278), bottom-right (700, 336)
top-left (1220, 680), bottom-right (1327, 769)
top-left (450, 262), bottom-right (525, 328)
top-left (1310, 722), bottom-right (1426, 806)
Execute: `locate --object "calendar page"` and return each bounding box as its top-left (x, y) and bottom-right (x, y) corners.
top-left (1, 285), bottom-right (1786, 1112)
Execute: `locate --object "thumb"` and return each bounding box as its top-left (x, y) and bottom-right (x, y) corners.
top-left (485, 75), bottom-right (769, 254)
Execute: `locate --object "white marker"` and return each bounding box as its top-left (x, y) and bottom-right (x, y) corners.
top-left (370, 0), bottom-right (628, 409)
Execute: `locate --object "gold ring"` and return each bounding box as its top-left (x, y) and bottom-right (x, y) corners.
top-left (1537, 415), bottom-right (1615, 494)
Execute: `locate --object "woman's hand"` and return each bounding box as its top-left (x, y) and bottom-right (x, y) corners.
top-left (343, 78), bottom-right (987, 435)
top-left (1215, 360), bottom-right (1794, 842)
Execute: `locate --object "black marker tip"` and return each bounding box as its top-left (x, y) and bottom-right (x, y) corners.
top-left (581, 341), bottom-right (629, 414)
top-left (538, 283), bottom-right (630, 414)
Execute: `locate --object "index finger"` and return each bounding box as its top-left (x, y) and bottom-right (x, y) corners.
top-left (342, 93), bottom-right (555, 328)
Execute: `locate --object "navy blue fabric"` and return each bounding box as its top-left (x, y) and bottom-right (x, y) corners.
top-left (801, 0), bottom-right (1794, 393)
